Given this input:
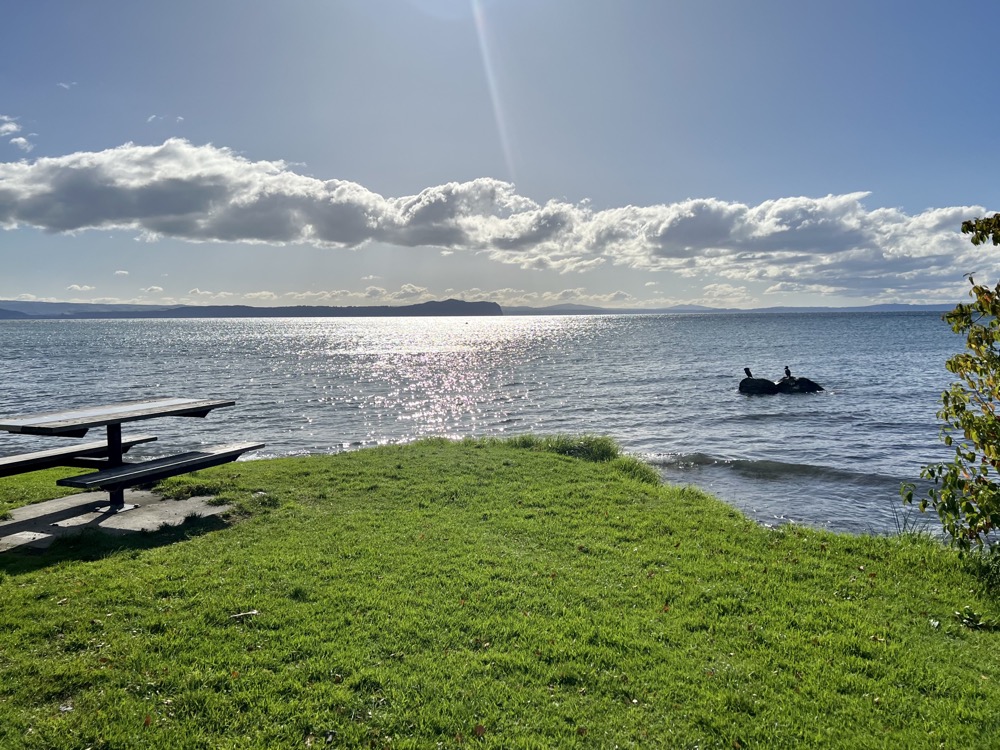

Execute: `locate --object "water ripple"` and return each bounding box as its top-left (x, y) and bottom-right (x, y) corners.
top-left (0, 312), bottom-right (959, 534)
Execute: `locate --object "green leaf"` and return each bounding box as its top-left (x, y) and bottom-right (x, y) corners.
top-left (902, 214), bottom-right (1000, 548)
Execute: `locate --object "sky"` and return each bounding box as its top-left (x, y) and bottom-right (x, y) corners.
top-left (1, 0), bottom-right (998, 310)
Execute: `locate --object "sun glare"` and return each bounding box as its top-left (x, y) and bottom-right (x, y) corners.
top-left (471, 0), bottom-right (517, 182)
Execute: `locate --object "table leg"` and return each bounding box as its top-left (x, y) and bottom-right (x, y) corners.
top-left (106, 424), bottom-right (128, 512)
top-left (107, 424), bottom-right (123, 464)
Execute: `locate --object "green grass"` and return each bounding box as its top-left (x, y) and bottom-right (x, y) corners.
top-left (1, 436), bottom-right (999, 748)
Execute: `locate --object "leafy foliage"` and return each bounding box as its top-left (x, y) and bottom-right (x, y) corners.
top-left (903, 214), bottom-right (1000, 548)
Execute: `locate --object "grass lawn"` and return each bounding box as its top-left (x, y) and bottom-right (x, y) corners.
top-left (0, 436), bottom-right (998, 749)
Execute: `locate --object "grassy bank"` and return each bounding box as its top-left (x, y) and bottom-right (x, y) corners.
top-left (1, 436), bottom-right (998, 748)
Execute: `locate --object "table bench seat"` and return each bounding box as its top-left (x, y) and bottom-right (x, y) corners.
top-left (56, 442), bottom-right (264, 493)
top-left (0, 435), bottom-right (158, 478)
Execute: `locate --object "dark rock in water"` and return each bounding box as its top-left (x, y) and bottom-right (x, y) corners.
top-left (738, 370), bottom-right (824, 395)
top-left (739, 377), bottom-right (780, 395)
top-left (774, 376), bottom-right (824, 394)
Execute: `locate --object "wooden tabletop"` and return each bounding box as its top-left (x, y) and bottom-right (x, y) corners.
top-left (0, 398), bottom-right (236, 436)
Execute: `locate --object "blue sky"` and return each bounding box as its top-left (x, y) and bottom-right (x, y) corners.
top-left (1, 0), bottom-right (997, 309)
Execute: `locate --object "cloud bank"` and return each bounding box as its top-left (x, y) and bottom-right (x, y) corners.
top-left (0, 139), bottom-right (993, 299)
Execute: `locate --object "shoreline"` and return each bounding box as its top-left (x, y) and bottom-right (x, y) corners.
top-left (1, 437), bottom-right (996, 746)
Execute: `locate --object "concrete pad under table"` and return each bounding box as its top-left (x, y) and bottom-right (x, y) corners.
top-left (0, 490), bottom-right (229, 552)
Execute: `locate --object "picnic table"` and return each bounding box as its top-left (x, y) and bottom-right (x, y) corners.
top-left (0, 397), bottom-right (263, 511)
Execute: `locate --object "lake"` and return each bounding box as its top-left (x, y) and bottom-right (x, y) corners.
top-left (0, 311), bottom-right (961, 535)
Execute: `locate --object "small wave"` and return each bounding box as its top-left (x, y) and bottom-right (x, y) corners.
top-left (725, 410), bottom-right (859, 425)
top-left (648, 452), bottom-right (903, 486)
top-left (647, 452), bottom-right (720, 469)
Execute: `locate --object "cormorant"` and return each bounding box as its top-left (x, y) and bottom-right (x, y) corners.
top-left (784, 366), bottom-right (792, 379)
top-left (744, 367), bottom-right (753, 378)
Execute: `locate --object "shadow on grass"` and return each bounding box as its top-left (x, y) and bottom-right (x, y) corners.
top-left (0, 514), bottom-right (229, 576)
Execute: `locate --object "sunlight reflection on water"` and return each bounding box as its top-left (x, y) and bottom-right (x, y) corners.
top-left (0, 312), bottom-right (960, 534)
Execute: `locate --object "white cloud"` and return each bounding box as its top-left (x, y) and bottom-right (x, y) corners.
top-left (57, 82), bottom-right (77, 90)
top-left (114, 269), bottom-right (129, 276)
top-left (147, 114), bottom-right (184, 124)
top-left (0, 138), bottom-right (993, 300)
top-left (695, 283), bottom-right (756, 307)
top-left (245, 291), bottom-right (279, 301)
top-left (66, 284), bottom-right (95, 291)
top-left (0, 116), bottom-right (19, 137)
top-left (285, 290), bottom-right (336, 301)
top-left (389, 284), bottom-right (430, 300)
top-left (184, 288), bottom-right (237, 302)
top-left (141, 285), bottom-right (163, 293)
top-left (454, 286), bottom-right (636, 309)
top-left (282, 287), bottom-right (438, 305)
top-left (2, 117), bottom-right (36, 156)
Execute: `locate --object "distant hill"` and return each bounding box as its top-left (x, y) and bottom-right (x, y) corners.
top-left (739, 303), bottom-right (955, 314)
top-left (0, 301), bottom-right (174, 316)
top-left (0, 299), bottom-right (955, 320)
top-left (500, 303), bottom-right (956, 315)
top-left (0, 299), bottom-right (502, 319)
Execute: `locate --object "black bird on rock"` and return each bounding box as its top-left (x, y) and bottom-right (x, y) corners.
top-left (739, 367), bottom-right (779, 394)
top-left (776, 364), bottom-right (823, 393)
top-left (739, 366), bottom-right (824, 395)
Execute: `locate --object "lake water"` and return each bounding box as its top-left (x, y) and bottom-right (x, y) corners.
top-left (0, 312), bottom-right (961, 535)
